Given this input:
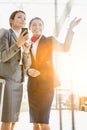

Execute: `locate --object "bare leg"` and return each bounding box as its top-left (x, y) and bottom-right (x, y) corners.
top-left (40, 124), bottom-right (50, 130)
top-left (1, 122), bottom-right (12, 130)
top-left (33, 123), bottom-right (41, 130)
top-left (11, 123), bottom-right (15, 130)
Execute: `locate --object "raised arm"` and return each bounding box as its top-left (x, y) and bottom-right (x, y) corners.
top-left (63, 17), bottom-right (81, 51)
top-left (54, 17), bottom-right (81, 52)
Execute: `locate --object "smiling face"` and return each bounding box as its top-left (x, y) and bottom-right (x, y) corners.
top-left (9, 11), bottom-right (26, 31)
top-left (29, 18), bottom-right (44, 37)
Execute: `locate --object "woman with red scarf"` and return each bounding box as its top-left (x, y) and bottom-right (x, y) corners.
top-left (26, 17), bottom-right (81, 130)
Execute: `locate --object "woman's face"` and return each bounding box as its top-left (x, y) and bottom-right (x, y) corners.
top-left (10, 12), bottom-right (26, 30)
top-left (29, 19), bottom-right (44, 36)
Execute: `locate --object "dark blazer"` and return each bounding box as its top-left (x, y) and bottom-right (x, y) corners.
top-left (29, 35), bottom-right (61, 89)
top-left (29, 29), bottom-right (74, 89)
top-left (0, 28), bottom-right (24, 82)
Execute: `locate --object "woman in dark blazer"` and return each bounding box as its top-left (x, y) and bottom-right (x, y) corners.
top-left (0, 10), bottom-right (30, 130)
top-left (26, 17), bottom-right (81, 130)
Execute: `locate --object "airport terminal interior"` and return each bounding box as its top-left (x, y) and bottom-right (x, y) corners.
top-left (0, 0), bottom-right (87, 130)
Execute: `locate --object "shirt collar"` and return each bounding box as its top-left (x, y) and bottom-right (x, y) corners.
top-left (12, 28), bottom-right (21, 38)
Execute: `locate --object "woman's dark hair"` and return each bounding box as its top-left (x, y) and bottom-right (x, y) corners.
top-left (9, 10), bottom-right (26, 27)
top-left (29, 17), bottom-right (44, 29)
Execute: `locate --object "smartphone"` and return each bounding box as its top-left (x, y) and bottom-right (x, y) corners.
top-left (21, 28), bottom-right (28, 36)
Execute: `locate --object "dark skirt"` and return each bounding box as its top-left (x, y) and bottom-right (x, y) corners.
top-left (27, 78), bottom-right (54, 124)
top-left (1, 79), bottom-right (23, 122)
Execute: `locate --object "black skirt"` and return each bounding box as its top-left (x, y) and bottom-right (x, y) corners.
top-left (27, 78), bottom-right (54, 124)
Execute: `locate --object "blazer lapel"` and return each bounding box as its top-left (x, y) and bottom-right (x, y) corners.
top-left (9, 28), bottom-right (17, 42)
top-left (36, 35), bottom-right (50, 65)
top-left (36, 35), bottom-right (46, 58)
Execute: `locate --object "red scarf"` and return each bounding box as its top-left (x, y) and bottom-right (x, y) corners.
top-left (31, 36), bottom-right (40, 43)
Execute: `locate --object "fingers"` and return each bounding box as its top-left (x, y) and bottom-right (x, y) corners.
top-left (21, 30), bottom-right (28, 36)
top-left (76, 18), bottom-right (81, 24)
top-left (24, 42), bottom-right (30, 48)
top-left (16, 32), bottom-right (29, 47)
top-left (21, 31), bottom-right (29, 41)
top-left (27, 68), bottom-right (40, 77)
top-left (73, 17), bottom-right (81, 23)
top-left (69, 17), bottom-right (81, 29)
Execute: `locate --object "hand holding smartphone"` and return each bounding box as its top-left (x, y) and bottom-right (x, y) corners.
top-left (21, 28), bottom-right (28, 36)
top-left (16, 28), bottom-right (29, 47)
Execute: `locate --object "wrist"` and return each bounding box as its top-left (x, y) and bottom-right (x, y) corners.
top-left (67, 27), bottom-right (74, 33)
top-left (16, 42), bottom-right (21, 48)
top-left (24, 52), bottom-right (30, 55)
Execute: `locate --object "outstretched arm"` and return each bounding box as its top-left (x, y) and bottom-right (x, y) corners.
top-left (54, 17), bottom-right (81, 52)
top-left (63, 17), bottom-right (81, 51)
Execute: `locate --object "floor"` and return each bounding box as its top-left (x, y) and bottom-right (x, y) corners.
top-left (14, 110), bottom-right (87, 130)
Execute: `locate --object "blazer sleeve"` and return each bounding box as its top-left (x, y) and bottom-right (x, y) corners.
top-left (22, 52), bottom-right (31, 69)
top-left (51, 29), bottom-right (74, 52)
top-left (0, 30), bottom-right (20, 62)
